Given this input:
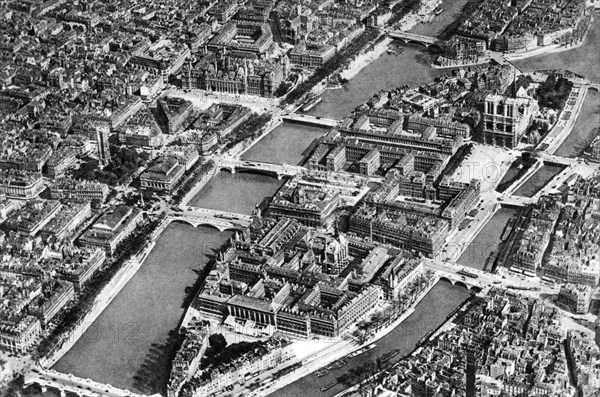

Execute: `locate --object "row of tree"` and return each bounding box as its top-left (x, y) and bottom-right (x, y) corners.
top-left (36, 215), bottom-right (165, 357)
top-left (223, 113), bottom-right (272, 151)
top-left (282, 28), bottom-right (381, 106)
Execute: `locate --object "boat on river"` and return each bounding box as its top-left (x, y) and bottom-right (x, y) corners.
top-left (314, 369), bottom-right (329, 378)
top-left (379, 348), bottom-right (401, 363)
top-left (320, 382), bottom-right (338, 392)
top-left (325, 358), bottom-right (347, 371)
top-left (348, 343), bottom-right (376, 357)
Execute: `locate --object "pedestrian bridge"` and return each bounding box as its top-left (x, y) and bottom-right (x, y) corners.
top-left (217, 157), bottom-right (305, 179)
top-left (169, 207), bottom-right (252, 231)
top-left (24, 367), bottom-right (158, 397)
top-left (282, 113), bottom-right (338, 128)
top-left (388, 31), bottom-right (444, 49)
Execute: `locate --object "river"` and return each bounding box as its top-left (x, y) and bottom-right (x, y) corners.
top-left (513, 164), bottom-right (565, 198)
top-left (457, 207), bottom-right (519, 271)
top-left (52, 223), bottom-right (232, 395)
top-left (37, 3), bottom-right (598, 397)
top-left (270, 281), bottom-right (471, 397)
top-left (188, 171), bottom-right (284, 212)
top-left (241, 122), bottom-right (329, 165)
top-left (511, 15), bottom-right (600, 83)
top-left (554, 89), bottom-right (600, 158)
top-left (51, 173), bottom-right (285, 395)
top-left (306, 0), bottom-right (472, 120)
top-left (513, 16), bottom-right (600, 157)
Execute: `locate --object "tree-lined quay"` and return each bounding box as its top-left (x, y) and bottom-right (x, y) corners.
top-left (1, 0), bottom-right (598, 396)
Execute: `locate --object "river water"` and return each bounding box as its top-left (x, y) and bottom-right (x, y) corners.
top-left (457, 207), bottom-right (519, 271)
top-left (513, 164), bottom-right (565, 198)
top-left (306, 0), bottom-right (472, 120)
top-left (44, 3), bottom-right (598, 396)
top-left (188, 171), bottom-right (284, 212)
top-left (242, 122), bottom-right (329, 165)
top-left (52, 174), bottom-right (283, 395)
top-left (271, 281), bottom-right (471, 397)
top-left (554, 89), bottom-right (600, 158)
top-left (53, 223), bottom-right (232, 395)
top-left (513, 16), bottom-right (600, 157)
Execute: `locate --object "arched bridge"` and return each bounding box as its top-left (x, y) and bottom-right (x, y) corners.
top-left (388, 31), bottom-right (445, 49)
top-left (169, 207), bottom-right (252, 231)
top-left (217, 157), bottom-right (306, 179)
top-left (24, 367), bottom-right (157, 397)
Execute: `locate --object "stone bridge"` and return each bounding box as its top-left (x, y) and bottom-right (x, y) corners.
top-left (24, 367), bottom-right (158, 397)
top-left (282, 113), bottom-right (338, 128)
top-left (217, 157), bottom-right (306, 179)
top-left (388, 31), bottom-right (445, 49)
top-left (169, 207), bottom-right (252, 231)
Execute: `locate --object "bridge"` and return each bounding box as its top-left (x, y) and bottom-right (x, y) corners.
top-left (217, 156), bottom-right (306, 179)
top-left (423, 259), bottom-right (558, 297)
top-left (388, 31), bottom-right (444, 49)
top-left (282, 113), bottom-right (338, 128)
top-left (169, 207), bottom-right (252, 231)
top-left (24, 367), bottom-right (157, 397)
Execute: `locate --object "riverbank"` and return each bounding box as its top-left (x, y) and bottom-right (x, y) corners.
top-left (505, 15), bottom-right (594, 62)
top-left (339, 37), bottom-right (393, 81)
top-left (258, 277), bottom-right (440, 397)
top-left (41, 250), bottom-right (149, 368)
top-left (338, 0), bottom-right (443, 81)
top-left (332, 293), bottom-right (476, 397)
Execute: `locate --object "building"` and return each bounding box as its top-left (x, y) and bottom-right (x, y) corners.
top-left (157, 97), bottom-right (195, 134)
top-left (558, 284), bottom-right (592, 314)
top-left (375, 257), bottom-right (424, 300)
top-left (39, 201), bottom-right (91, 240)
top-left (79, 205), bottom-right (143, 254)
top-left (0, 315), bottom-right (41, 355)
top-left (407, 114), bottom-right (471, 140)
top-left (2, 199), bottom-right (62, 236)
top-left (0, 170), bottom-right (45, 199)
top-left (45, 147), bottom-right (77, 179)
top-left (289, 41), bottom-right (335, 68)
top-left (590, 135), bottom-right (600, 163)
top-left (269, 178), bottom-right (341, 228)
top-left (164, 145), bottom-right (200, 171)
top-left (325, 144), bottom-right (346, 172)
top-left (28, 280), bottom-right (75, 325)
top-left (481, 92), bottom-right (539, 148)
top-left (191, 339), bottom-right (294, 396)
top-left (40, 247), bottom-right (106, 291)
top-left (140, 157), bottom-right (185, 192)
top-left (184, 53), bottom-right (286, 98)
top-left (118, 107), bottom-right (164, 148)
top-left (207, 21), bottom-right (273, 55)
top-left (349, 204), bottom-right (449, 257)
top-left (128, 39), bottom-right (190, 79)
top-left (49, 178), bottom-right (110, 203)
top-left (359, 148), bottom-right (380, 176)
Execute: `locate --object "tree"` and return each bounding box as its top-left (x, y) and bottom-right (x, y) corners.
top-left (208, 333), bottom-right (227, 354)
